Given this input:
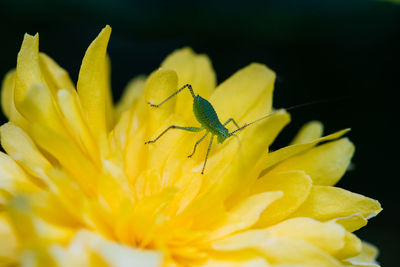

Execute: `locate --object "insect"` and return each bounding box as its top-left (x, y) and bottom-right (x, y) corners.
top-left (144, 84), bottom-right (280, 174)
top-left (144, 84), bottom-right (338, 174)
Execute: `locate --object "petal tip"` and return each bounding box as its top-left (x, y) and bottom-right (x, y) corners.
top-left (248, 62), bottom-right (276, 76)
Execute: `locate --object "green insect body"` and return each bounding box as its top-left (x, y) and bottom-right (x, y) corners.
top-left (193, 95), bottom-right (230, 143)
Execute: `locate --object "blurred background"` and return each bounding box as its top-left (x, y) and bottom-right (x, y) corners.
top-left (0, 0), bottom-right (399, 265)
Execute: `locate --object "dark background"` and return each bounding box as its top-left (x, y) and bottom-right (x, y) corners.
top-left (0, 0), bottom-right (398, 265)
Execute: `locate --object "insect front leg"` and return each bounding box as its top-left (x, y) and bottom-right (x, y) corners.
top-left (188, 132), bottom-right (208, 158)
top-left (223, 118), bottom-right (240, 129)
top-left (145, 126), bottom-right (203, 144)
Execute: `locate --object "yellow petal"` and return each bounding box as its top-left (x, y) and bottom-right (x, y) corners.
top-left (15, 229), bottom-right (162, 267)
top-left (70, 230), bottom-right (162, 267)
top-left (330, 214), bottom-right (368, 232)
top-left (115, 75), bottom-right (146, 118)
top-left (203, 251), bottom-right (270, 267)
top-left (30, 123), bottom-right (98, 196)
top-left (46, 169), bottom-right (88, 224)
top-left (251, 171), bottom-right (312, 227)
top-left (258, 237), bottom-right (342, 267)
top-left (173, 193), bottom-right (227, 232)
top-left (39, 53), bottom-right (75, 93)
top-left (334, 232), bottom-right (361, 259)
top-left (98, 160), bottom-right (133, 215)
top-left (48, 245), bottom-right (89, 267)
top-left (342, 241), bottom-right (379, 266)
top-left (20, 248), bottom-right (60, 267)
top-left (167, 167), bottom-right (203, 215)
top-left (14, 33), bottom-right (44, 106)
top-left (110, 107), bottom-right (133, 153)
top-left (271, 138), bottom-right (355, 186)
top-left (344, 259), bottom-right (380, 266)
top-left (129, 187), bottom-right (177, 247)
top-left (212, 229), bottom-right (270, 251)
top-left (56, 89), bottom-right (99, 165)
top-left (0, 214), bottom-right (18, 261)
top-left (1, 70), bottom-right (28, 128)
top-left (202, 259), bottom-right (269, 267)
top-left (0, 192), bottom-right (7, 206)
top-left (234, 111), bottom-right (290, 172)
top-left (290, 121), bottom-right (323, 145)
top-left (125, 127), bottom-right (148, 184)
top-left (223, 111), bottom-right (290, 205)
top-left (77, 25), bottom-right (112, 151)
top-left (7, 195), bottom-right (74, 244)
top-left (18, 83), bottom-right (66, 135)
top-left (144, 68), bottom-right (179, 133)
top-left (0, 152), bottom-right (38, 195)
top-left (0, 122), bottom-right (51, 186)
top-left (1, 70), bottom-right (15, 118)
top-left (205, 191), bottom-right (283, 241)
top-left (210, 63), bottom-right (275, 123)
top-left (266, 218), bottom-right (346, 255)
top-left (161, 47), bottom-right (216, 123)
top-left (290, 185), bottom-right (382, 221)
top-left (260, 129), bottom-right (349, 173)
top-left (27, 191), bottom-right (83, 228)
top-left (214, 233), bottom-right (342, 267)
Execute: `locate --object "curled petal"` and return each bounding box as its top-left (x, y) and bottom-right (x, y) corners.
top-left (252, 170), bottom-right (312, 227)
top-left (272, 138), bottom-right (355, 186)
top-left (0, 123), bottom-right (52, 186)
top-left (205, 191), bottom-right (283, 241)
top-left (290, 185), bottom-right (382, 221)
top-left (77, 25), bottom-right (112, 152)
top-left (290, 121), bottom-right (323, 145)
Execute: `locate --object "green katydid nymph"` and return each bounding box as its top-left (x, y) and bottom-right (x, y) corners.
top-left (144, 84), bottom-right (333, 174)
top-left (144, 84), bottom-right (283, 174)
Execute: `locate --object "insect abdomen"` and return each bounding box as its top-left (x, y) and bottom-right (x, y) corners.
top-left (193, 95), bottom-right (225, 134)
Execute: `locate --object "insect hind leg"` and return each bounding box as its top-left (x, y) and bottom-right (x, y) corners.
top-left (148, 84), bottom-right (196, 107)
top-left (145, 125), bottom-right (202, 144)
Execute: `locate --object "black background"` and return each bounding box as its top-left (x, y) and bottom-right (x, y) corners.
top-left (1, 0), bottom-right (399, 265)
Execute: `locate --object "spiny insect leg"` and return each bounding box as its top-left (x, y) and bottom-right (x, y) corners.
top-left (223, 118), bottom-right (240, 129)
top-left (201, 135), bottom-right (214, 174)
top-left (188, 132), bottom-right (208, 158)
top-left (145, 125), bottom-right (202, 144)
top-left (148, 84), bottom-right (195, 107)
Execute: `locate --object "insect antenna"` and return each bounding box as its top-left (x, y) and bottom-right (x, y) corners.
top-left (228, 97), bottom-right (349, 136)
top-left (228, 111), bottom-right (282, 136)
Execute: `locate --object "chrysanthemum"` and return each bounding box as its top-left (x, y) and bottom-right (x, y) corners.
top-left (0, 25), bottom-right (382, 267)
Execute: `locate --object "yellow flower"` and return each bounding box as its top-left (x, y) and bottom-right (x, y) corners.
top-left (0, 25), bottom-right (382, 267)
